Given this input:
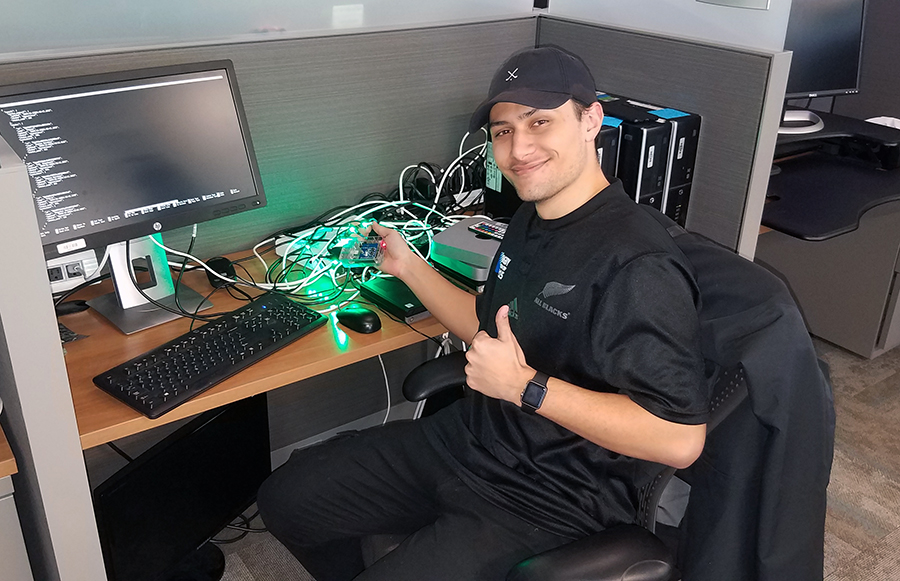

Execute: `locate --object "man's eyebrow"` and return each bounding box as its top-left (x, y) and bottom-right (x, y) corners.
top-left (489, 108), bottom-right (539, 127)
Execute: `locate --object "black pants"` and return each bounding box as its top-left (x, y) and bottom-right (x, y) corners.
top-left (256, 419), bottom-right (574, 581)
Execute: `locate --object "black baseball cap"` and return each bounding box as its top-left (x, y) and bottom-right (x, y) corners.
top-left (469, 46), bottom-right (597, 133)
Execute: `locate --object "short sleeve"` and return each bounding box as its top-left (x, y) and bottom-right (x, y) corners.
top-left (593, 252), bottom-right (709, 425)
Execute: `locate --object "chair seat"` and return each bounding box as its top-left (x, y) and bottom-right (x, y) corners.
top-left (505, 524), bottom-right (678, 581)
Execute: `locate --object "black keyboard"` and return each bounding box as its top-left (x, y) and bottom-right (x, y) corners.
top-left (93, 293), bottom-right (327, 419)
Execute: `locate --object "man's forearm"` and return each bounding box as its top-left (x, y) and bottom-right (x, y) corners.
top-left (537, 378), bottom-right (707, 469)
top-left (370, 222), bottom-right (480, 341)
top-left (396, 256), bottom-right (480, 343)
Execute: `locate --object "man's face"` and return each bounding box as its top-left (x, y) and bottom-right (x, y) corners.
top-left (488, 100), bottom-right (593, 205)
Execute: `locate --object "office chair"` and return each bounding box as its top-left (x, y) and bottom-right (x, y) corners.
top-left (401, 352), bottom-right (748, 581)
top-left (396, 208), bottom-right (834, 581)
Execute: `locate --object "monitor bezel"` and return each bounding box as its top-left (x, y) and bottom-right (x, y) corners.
top-left (0, 59), bottom-right (267, 260)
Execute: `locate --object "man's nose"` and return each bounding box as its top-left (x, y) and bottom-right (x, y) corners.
top-left (509, 129), bottom-right (534, 160)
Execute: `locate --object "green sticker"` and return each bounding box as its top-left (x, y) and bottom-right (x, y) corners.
top-left (485, 142), bottom-right (503, 192)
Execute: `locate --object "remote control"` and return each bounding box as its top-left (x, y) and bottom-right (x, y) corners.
top-left (467, 219), bottom-right (507, 241)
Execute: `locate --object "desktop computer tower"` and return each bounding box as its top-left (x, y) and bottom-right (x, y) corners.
top-left (597, 92), bottom-right (701, 226)
top-left (665, 182), bottom-right (692, 227)
top-left (598, 95), bottom-right (671, 211)
top-left (648, 108), bottom-right (701, 227)
top-left (595, 121), bottom-right (621, 179)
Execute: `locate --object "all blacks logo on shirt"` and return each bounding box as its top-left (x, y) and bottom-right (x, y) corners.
top-left (534, 281), bottom-right (575, 320)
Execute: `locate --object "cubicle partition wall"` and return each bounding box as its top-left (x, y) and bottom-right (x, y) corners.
top-left (539, 16), bottom-right (789, 254)
top-left (0, 15), bottom-right (788, 580)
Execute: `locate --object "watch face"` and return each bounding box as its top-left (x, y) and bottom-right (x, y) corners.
top-left (521, 380), bottom-right (547, 411)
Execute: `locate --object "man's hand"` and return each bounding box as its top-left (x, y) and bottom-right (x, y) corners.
top-left (465, 306), bottom-right (535, 404)
top-left (369, 222), bottom-right (416, 279)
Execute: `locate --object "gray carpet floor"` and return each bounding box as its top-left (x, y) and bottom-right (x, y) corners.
top-left (219, 337), bottom-right (900, 580)
top-left (816, 338), bottom-right (900, 580)
top-left (217, 513), bottom-right (315, 581)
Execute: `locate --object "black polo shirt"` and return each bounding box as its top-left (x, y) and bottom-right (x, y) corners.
top-left (421, 180), bottom-right (709, 538)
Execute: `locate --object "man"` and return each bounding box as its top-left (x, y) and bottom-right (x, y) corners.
top-left (257, 46), bottom-right (709, 581)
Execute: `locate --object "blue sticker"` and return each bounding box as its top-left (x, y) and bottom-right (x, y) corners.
top-left (650, 108), bottom-right (689, 120)
top-left (602, 116), bottom-right (623, 128)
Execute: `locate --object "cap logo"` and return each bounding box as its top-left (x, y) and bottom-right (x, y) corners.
top-left (505, 68), bottom-right (519, 82)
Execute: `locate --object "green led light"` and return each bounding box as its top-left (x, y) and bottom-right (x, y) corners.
top-left (329, 312), bottom-right (349, 350)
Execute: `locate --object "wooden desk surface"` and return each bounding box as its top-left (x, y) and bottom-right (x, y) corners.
top-left (0, 426), bottom-right (16, 479)
top-left (61, 262), bottom-right (445, 450)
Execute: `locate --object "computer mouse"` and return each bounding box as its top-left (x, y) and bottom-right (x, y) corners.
top-left (206, 257), bottom-right (236, 288)
top-left (336, 306), bottom-right (382, 334)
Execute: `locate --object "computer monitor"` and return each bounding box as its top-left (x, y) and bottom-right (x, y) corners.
top-left (93, 393), bottom-right (271, 581)
top-left (780, 0), bottom-right (867, 134)
top-left (0, 60), bottom-right (266, 333)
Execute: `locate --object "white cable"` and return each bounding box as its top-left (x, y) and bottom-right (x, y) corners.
top-left (378, 354), bottom-right (391, 425)
top-left (321, 199), bottom-right (400, 226)
top-left (443, 213), bottom-right (491, 222)
top-left (154, 207), bottom-right (444, 291)
top-left (455, 164), bottom-right (466, 196)
top-left (252, 236), bottom-right (277, 273)
top-left (398, 164), bottom-right (435, 202)
top-left (458, 127), bottom-right (489, 157)
top-left (150, 235), bottom-right (331, 295)
top-left (353, 200), bottom-right (425, 225)
top-left (150, 235), bottom-right (239, 286)
top-left (434, 142), bottom-right (489, 204)
top-left (146, 194), bottom-right (461, 304)
top-left (449, 187), bottom-right (485, 210)
top-left (315, 289), bottom-right (362, 316)
top-left (281, 225), bottom-right (333, 278)
top-left (277, 226), bottom-right (322, 266)
top-left (84, 246), bottom-right (111, 281)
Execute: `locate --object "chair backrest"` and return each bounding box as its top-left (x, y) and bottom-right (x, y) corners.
top-left (636, 363), bottom-right (748, 534)
top-left (639, 205), bottom-right (834, 580)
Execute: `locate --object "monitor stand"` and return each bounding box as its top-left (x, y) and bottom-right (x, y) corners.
top-left (778, 109), bottom-right (825, 135)
top-left (88, 234), bottom-right (212, 335)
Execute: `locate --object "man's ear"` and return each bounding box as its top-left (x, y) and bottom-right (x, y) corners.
top-left (583, 101), bottom-right (604, 143)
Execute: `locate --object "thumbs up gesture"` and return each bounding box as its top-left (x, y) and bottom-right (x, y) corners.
top-left (465, 306), bottom-right (535, 403)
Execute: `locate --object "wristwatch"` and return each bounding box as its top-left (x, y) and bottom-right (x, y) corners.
top-left (520, 371), bottom-right (549, 414)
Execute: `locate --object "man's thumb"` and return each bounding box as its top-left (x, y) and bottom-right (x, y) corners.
top-left (495, 306), bottom-right (513, 341)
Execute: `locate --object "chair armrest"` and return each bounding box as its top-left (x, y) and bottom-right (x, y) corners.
top-left (505, 524), bottom-right (678, 581)
top-left (402, 351), bottom-right (468, 402)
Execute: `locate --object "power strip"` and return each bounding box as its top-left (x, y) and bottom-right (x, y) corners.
top-left (47, 249), bottom-right (100, 295)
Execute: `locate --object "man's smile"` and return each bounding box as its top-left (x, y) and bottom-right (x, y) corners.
top-left (510, 159), bottom-right (549, 177)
